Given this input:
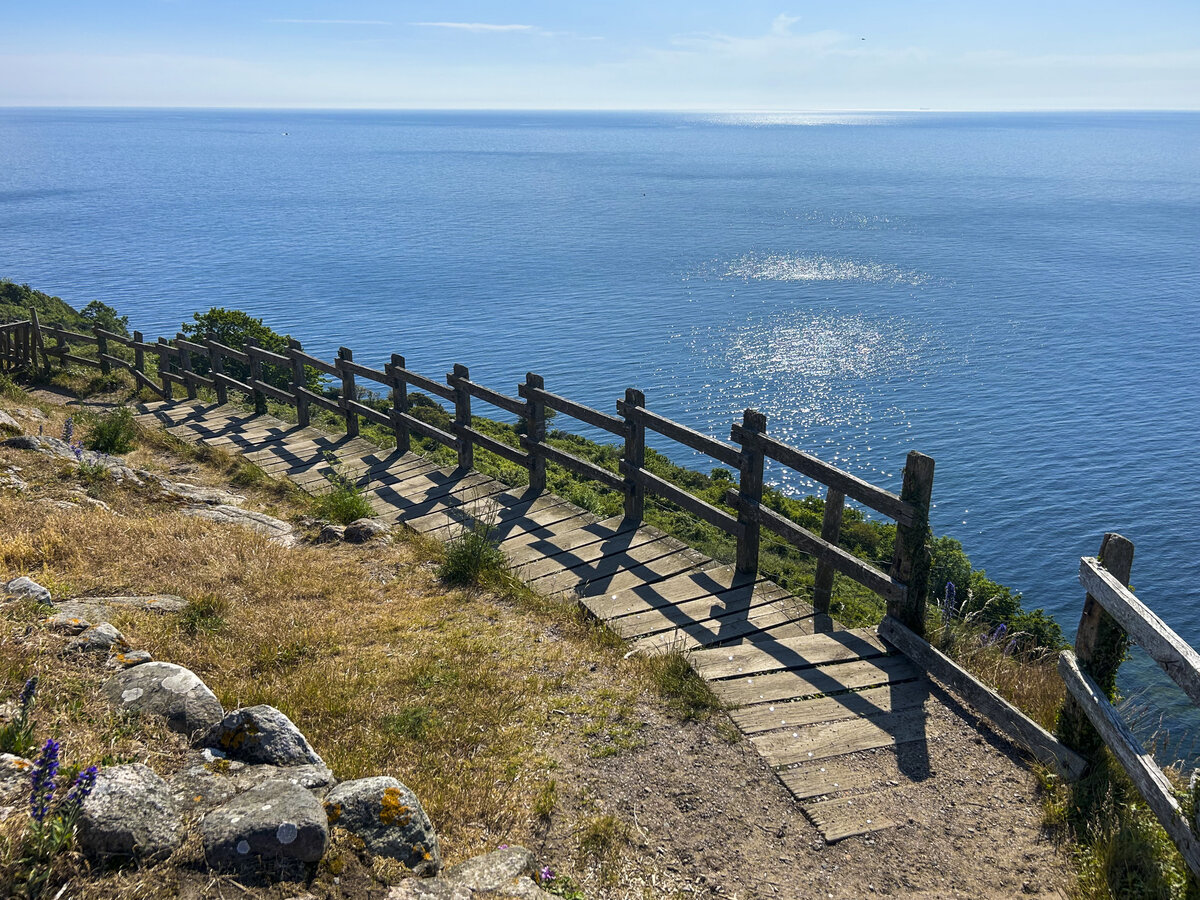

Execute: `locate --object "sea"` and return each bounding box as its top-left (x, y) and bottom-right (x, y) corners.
top-left (1, 108), bottom-right (1197, 754)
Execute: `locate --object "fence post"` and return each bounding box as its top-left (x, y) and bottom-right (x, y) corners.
top-left (95, 326), bottom-right (110, 376)
top-left (245, 337), bottom-right (267, 415)
top-left (621, 388), bottom-right (646, 522)
top-left (132, 330), bottom-right (145, 383)
top-left (1057, 532), bottom-right (1136, 757)
top-left (0, 327), bottom-right (8, 372)
top-left (27, 308), bottom-right (48, 375)
top-left (174, 333), bottom-right (197, 400)
top-left (54, 325), bottom-right (67, 369)
top-left (337, 347), bottom-right (358, 436)
top-left (289, 339), bottom-right (310, 428)
top-left (887, 450), bottom-right (936, 637)
top-left (206, 334), bottom-right (228, 405)
top-left (451, 363), bottom-right (473, 470)
top-left (524, 372), bottom-right (547, 495)
top-left (734, 408), bottom-right (766, 575)
top-left (813, 488), bottom-right (846, 614)
top-left (156, 338), bottom-right (173, 399)
top-left (386, 354), bottom-right (409, 454)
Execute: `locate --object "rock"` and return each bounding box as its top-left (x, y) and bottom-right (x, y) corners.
top-left (103, 662), bottom-right (224, 738)
top-left (202, 705), bottom-right (324, 768)
top-left (0, 753), bottom-right (33, 805)
top-left (0, 435), bottom-right (143, 483)
top-left (323, 777), bottom-right (440, 874)
top-left (1, 435), bottom-right (41, 451)
top-left (55, 595), bottom-right (188, 626)
top-left (386, 881), bottom-right (472, 900)
top-left (108, 649), bottom-right (153, 668)
top-left (343, 518), bottom-right (389, 543)
top-left (77, 764), bottom-right (185, 860)
top-left (183, 504), bottom-right (296, 547)
top-left (67, 622), bottom-right (129, 654)
top-left (170, 752), bottom-right (335, 816)
top-left (445, 846), bottom-right (536, 893)
top-left (200, 778), bottom-right (329, 868)
top-left (0, 410), bottom-right (20, 434)
top-left (5, 576), bottom-right (51, 604)
top-left (155, 478), bottom-right (245, 506)
top-left (37, 499), bottom-right (79, 511)
top-left (316, 524), bottom-right (345, 544)
top-left (0, 471), bottom-right (28, 491)
top-left (47, 608), bottom-right (92, 634)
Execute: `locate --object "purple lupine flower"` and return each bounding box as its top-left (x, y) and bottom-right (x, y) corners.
top-left (62, 418), bottom-right (74, 444)
top-left (944, 582), bottom-right (956, 614)
top-left (985, 623), bottom-right (1007, 646)
top-left (71, 443), bottom-right (83, 461)
top-left (539, 866), bottom-right (555, 882)
top-left (63, 765), bottom-right (98, 813)
top-left (29, 738), bottom-right (60, 823)
top-left (1004, 639), bottom-right (1018, 656)
top-left (19, 676), bottom-right (37, 708)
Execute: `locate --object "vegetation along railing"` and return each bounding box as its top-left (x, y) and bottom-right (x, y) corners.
top-left (1057, 533), bottom-right (1200, 877)
top-left (0, 310), bottom-right (934, 634)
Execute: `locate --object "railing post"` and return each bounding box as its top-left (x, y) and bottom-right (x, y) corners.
top-left (28, 308), bottom-right (48, 375)
top-left (813, 488), bottom-right (846, 614)
top-left (386, 354), bottom-right (409, 454)
top-left (337, 346), bottom-right (358, 436)
top-left (206, 334), bottom-right (228, 405)
top-left (451, 363), bottom-right (473, 470)
top-left (55, 325), bottom-right (67, 369)
top-left (887, 450), bottom-right (935, 637)
top-left (621, 388), bottom-right (646, 522)
top-left (245, 337), bottom-right (267, 415)
top-left (157, 338), bottom-right (173, 399)
top-left (175, 333), bottom-right (197, 400)
top-left (1057, 532), bottom-right (1135, 757)
top-left (95, 325), bottom-right (111, 376)
top-left (734, 408), bottom-right (766, 576)
top-left (289, 339), bottom-right (310, 427)
top-left (132, 330), bottom-right (145, 381)
top-left (525, 372), bottom-right (547, 495)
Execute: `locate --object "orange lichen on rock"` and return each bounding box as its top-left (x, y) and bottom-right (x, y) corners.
top-left (378, 787), bottom-right (411, 826)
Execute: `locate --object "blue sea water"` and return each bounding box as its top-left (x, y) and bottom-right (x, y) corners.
top-left (1, 108), bottom-right (1198, 749)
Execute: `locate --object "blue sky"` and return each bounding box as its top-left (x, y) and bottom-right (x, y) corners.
top-left (4, 1), bottom-right (1199, 109)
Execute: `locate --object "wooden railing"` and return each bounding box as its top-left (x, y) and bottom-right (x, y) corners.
top-left (1, 309), bottom-right (936, 634)
top-left (1058, 533), bottom-right (1200, 877)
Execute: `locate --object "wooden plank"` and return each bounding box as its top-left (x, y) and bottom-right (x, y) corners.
top-left (568, 549), bottom-right (714, 600)
top-left (618, 401), bottom-right (742, 468)
top-left (604, 580), bottom-right (792, 635)
top-left (879, 616), bottom-right (1086, 780)
top-left (448, 375), bottom-right (527, 417)
top-left (424, 494), bottom-right (586, 545)
top-left (399, 487), bottom-right (557, 535)
top-left (712, 655), bottom-right (922, 708)
top-left (375, 476), bottom-right (510, 523)
top-left (581, 565), bottom-right (763, 620)
top-left (395, 412), bottom-right (457, 449)
top-left (804, 791), bottom-right (898, 842)
top-left (207, 340), bottom-right (249, 364)
top-left (243, 344), bottom-right (291, 367)
top-left (458, 426), bottom-right (530, 467)
top-left (289, 348), bottom-right (340, 377)
top-left (515, 521), bottom-right (663, 580)
top-left (213, 372), bottom-right (255, 396)
top-left (732, 680), bottom-right (932, 735)
top-left (630, 601), bottom-right (816, 654)
top-left (342, 398), bottom-right (392, 429)
top-left (519, 384), bottom-right (624, 435)
top-left (732, 424), bottom-right (915, 526)
top-left (1059, 650), bottom-right (1200, 878)
top-left (751, 705), bottom-right (943, 767)
top-left (692, 629), bottom-right (888, 681)
top-left (1078, 556), bottom-right (1200, 707)
top-left (505, 516), bottom-right (641, 568)
top-left (294, 386), bottom-right (342, 415)
top-left (781, 751), bottom-right (930, 801)
top-left (626, 465), bottom-right (739, 535)
top-left (247, 377), bottom-right (293, 405)
top-left (728, 492), bottom-right (905, 604)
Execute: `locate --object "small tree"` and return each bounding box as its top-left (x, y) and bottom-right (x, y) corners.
top-left (79, 301), bottom-right (129, 337)
top-left (180, 308), bottom-right (323, 392)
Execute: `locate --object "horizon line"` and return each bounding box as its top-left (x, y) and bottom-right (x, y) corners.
top-left (2, 103), bottom-right (1199, 114)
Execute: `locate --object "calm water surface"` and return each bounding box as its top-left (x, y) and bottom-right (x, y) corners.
top-left (1, 108), bottom-right (1197, 747)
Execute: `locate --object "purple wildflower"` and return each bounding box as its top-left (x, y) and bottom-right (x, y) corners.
top-left (30, 738), bottom-right (60, 823)
top-left (985, 623), bottom-right (1007, 646)
top-left (19, 676), bottom-right (37, 708)
top-left (539, 865), bottom-right (555, 882)
top-left (944, 582), bottom-right (956, 614)
top-left (1004, 638), bottom-right (1018, 657)
top-left (71, 443), bottom-right (83, 461)
top-left (63, 765), bottom-right (98, 813)
top-left (62, 418), bottom-right (74, 444)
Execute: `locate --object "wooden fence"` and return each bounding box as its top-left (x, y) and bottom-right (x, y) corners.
top-left (0, 309), bottom-right (937, 632)
top-left (1058, 533), bottom-right (1200, 877)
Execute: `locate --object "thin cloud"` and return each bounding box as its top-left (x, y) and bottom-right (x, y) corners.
top-left (411, 22), bottom-right (534, 33)
top-left (269, 19), bottom-right (393, 26)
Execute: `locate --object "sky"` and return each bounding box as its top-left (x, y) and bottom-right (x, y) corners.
top-left (3, 1), bottom-right (1199, 110)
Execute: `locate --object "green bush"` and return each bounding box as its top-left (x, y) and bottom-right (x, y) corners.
top-left (181, 307), bottom-right (323, 392)
top-left (438, 517), bottom-right (507, 587)
top-left (310, 456), bottom-right (374, 525)
top-left (81, 407), bottom-right (137, 454)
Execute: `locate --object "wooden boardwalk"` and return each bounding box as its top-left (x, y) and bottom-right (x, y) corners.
top-left (135, 398), bottom-right (961, 843)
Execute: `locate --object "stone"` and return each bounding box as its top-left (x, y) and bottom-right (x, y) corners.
top-left (103, 662), bottom-right (224, 738)
top-left (0, 471), bottom-right (28, 491)
top-left (55, 595), bottom-right (188, 626)
top-left (1, 435), bottom-right (40, 451)
top-left (343, 518), bottom-right (389, 543)
top-left (108, 649), bottom-right (153, 668)
top-left (183, 504), bottom-right (296, 547)
top-left (316, 524), bottom-right (345, 543)
top-left (155, 478), bottom-right (245, 506)
top-left (200, 778), bottom-right (329, 868)
top-left (0, 753), bottom-right (33, 805)
top-left (47, 609), bottom-right (92, 634)
top-left (386, 881), bottom-right (472, 900)
top-left (170, 752), bottom-right (335, 816)
top-left (77, 764), bottom-right (185, 860)
top-left (202, 705), bottom-right (325, 768)
top-left (5, 576), bottom-right (51, 604)
top-left (445, 846), bottom-right (537, 893)
top-left (323, 777), bottom-right (440, 875)
top-left (67, 622), bottom-right (129, 654)
top-left (0, 410), bottom-right (20, 434)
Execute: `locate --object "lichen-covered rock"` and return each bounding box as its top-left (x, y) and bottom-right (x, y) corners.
top-left (108, 649), bottom-right (153, 668)
top-left (386, 880), bottom-right (472, 900)
top-left (202, 705), bottom-right (324, 768)
top-left (0, 435), bottom-right (144, 482)
top-left (0, 410), bottom-right (21, 434)
top-left (77, 764), bottom-right (185, 860)
top-left (170, 751), bottom-right (335, 815)
top-left (0, 753), bottom-right (33, 806)
top-left (154, 478), bottom-right (245, 506)
top-left (316, 524), bottom-right (345, 544)
top-left (67, 622), bottom-right (129, 654)
top-left (4, 576), bottom-right (51, 604)
top-left (445, 846), bottom-right (537, 893)
top-left (51, 595), bottom-right (186, 629)
top-left (323, 777), bottom-right (440, 874)
top-left (183, 504), bottom-right (296, 547)
top-left (0, 435), bottom-right (40, 451)
top-left (343, 518), bottom-right (389, 543)
top-left (200, 778), bottom-right (329, 868)
top-left (103, 662), bottom-right (224, 738)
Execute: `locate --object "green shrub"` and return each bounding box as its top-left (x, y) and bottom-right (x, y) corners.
top-left (81, 407), bottom-right (137, 454)
top-left (311, 455), bottom-right (374, 525)
top-left (438, 517), bottom-right (507, 587)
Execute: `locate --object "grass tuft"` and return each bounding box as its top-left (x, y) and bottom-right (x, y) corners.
top-left (640, 649), bottom-right (723, 722)
top-left (437, 517), bottom-right (507, 588)
top-left (80, 406), bottom-right (137, 455)
top-left (310, 454), bottom-right (374, 525)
